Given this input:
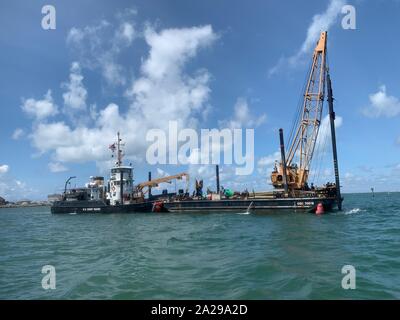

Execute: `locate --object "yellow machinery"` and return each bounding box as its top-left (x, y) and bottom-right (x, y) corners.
top-left (271, 32), bottom-right (327, 190)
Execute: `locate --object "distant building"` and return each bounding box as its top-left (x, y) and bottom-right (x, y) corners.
top-left (48, 194), bottom-right (62, 203)
top-left (15, 200), bottom-right (31, 206)
top-left (0, 196), bottom-right (6, 205)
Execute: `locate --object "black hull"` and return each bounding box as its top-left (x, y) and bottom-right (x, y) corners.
top-left (51, 200), bottom-right (154, 214)
top-left (163, 197), bottom-right (337, 213)
top-left (51, 197), bottom-right (338, 214)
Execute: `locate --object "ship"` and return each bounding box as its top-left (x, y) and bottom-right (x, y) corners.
top-left (160, 31), bottom-right (343, 214)
top-left (51, 133), bottom-right (188, 214)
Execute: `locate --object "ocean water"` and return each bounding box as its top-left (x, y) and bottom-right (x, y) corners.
top-left (0, 192), bottom-right (399, 300)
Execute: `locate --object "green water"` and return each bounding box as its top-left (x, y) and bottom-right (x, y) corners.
top-left (0, 193), bottom-right (399, 299)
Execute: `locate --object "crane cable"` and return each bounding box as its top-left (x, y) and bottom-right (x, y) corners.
top-left (286, 58), bottom-right (314, 163)
top-left (310, 51), bottom-right (335, 186)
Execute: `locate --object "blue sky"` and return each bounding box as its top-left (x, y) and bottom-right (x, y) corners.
top-left (1, 0), bottom-right (400, 200)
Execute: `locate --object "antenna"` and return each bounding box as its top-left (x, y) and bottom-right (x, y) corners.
top-left (117, 132), bottom-right (122, 166)
top-left (110, 132), bottom-right (125, 167)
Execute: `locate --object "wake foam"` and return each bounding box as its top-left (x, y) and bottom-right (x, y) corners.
top-left (345, 208), bottom-right (363, 215)
top-left (236, 211), bottom-right (251, 215)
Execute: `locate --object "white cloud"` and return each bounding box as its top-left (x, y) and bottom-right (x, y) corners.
top-left (103, 60), bottom-right (127, 86)
top-left (126, 25), bottom-right (217, 129)
top-left (0, 177), bottom-right (37, 201)
top-left (66, 20), bottom-right (111, 66)
top-left (256, 114), bottom-right (343, 182)
top-left (21, 90), bottom-right (58, 120)
top-left (31, 122), bottom-right (73, 153)
top-left (31, 120), bottom-right (113, 161)
top-left (219, 98), bottom-right (266, 129)
top-left (62, 62), bottom-right (87, 111)
top-left (362, 85), bottom-right (400, 118)
top-left (316, 114), bottom-right (343, 146)
top-left (187, 164), bottom-right (215, 187)
top-left (186, 164), bottom-right (263, 193)
top-left (310, 114), bottom-right (343, 168)
top-left (269, 0), bottom-right (345, 76)
top-left (156, 167), bottom-right (170, 178)
top-left (141, 25), bottom-right (217, 80)
top-left (0, 164), bottom-right (9, 174)
top-left (307, 114), bottom-right (343, 184)
top-left (48, 162), bottom-right (68, 173)
top-left (15, 180), bottom-right (26, 188)
top-left (258, 151), bottom-right (280, 168)
top-left (117, 22), bottom-right (136, 45)
top-left (66, 13), bottom-right (136, 86)
top-left (0, 165), bottom-right (36, 200)
top-left (257, 151), bottom-right (280, 175)
top-left (344, 172), bottom-right (354, 179)
top-left (12, 128), bottom-right (24, 140)
top-left (299, 0), bottom-right (345, 55)
top-left (182, 97), bottom-right (262, 176)
top-left (29, 25), bottom-right (218, 167)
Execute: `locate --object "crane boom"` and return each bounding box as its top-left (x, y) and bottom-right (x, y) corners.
top-left (271, 31), bottom-right (327, 190)
top-left (136, 172), bottom-right (189, 193)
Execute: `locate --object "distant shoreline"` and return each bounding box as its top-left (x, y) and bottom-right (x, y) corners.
top-left (0, 204), bottom-right (50, 209)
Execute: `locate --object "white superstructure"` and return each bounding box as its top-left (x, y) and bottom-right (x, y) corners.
top-left (108, 166), bottom-right (134, 205)
top-left (106, 132), bottom-right (135, 205)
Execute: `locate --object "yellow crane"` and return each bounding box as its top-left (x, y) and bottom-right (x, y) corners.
top-left (271, 31), bottom-right (327, 190)
top-left (136, 172), bottom-right (190, 194)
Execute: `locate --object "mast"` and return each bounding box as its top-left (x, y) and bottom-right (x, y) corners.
top-left (116, 131), bottom-right (123, 167)
top-left (327, 72), bottom-right (342, 210)
top-left (216, 165), bottom-right (220, 194)
top-left (109, 132), bottom-right (125, 167)
top-left (279, 129), bottom-right (289, 194)
top-left (108, 132), bottom-right (134, 206)
top-left (148, 171), bottom-right (152, 197)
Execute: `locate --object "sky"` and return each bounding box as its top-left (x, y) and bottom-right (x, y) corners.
top-left (1, 0), bottom-right (400, 200)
